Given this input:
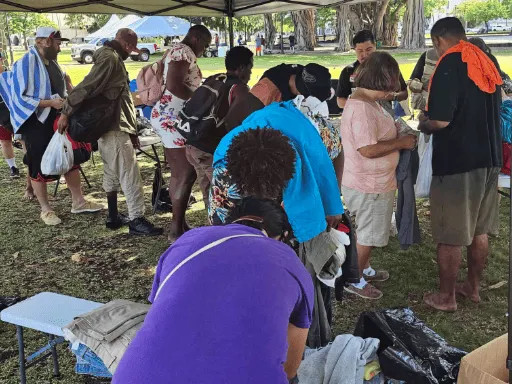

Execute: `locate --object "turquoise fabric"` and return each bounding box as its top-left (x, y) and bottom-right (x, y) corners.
top-left (213, 101), bottom-right (343, 243)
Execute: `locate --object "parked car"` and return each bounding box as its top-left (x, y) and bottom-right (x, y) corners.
top-left (492, 25), bottom-right (510, 32)
top-left (71, 37), bottom-right (161, 64)
top-left (203, 45), bottom-right (218, 58)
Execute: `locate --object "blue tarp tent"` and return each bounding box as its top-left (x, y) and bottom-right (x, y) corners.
top-left (121, 16), bottom-right (192, 38)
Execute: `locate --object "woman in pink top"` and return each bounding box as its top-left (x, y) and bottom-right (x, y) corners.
top-left (340, 52), bottom-right (417, 300)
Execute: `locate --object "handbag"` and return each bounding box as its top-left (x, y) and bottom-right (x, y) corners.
top-left (68, 88), bottom-right (124, 144)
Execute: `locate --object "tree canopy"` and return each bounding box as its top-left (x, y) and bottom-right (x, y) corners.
top-left (456, 0), bottom-right (505, 25)
top-left (7, 12), bottom-right (58, 38)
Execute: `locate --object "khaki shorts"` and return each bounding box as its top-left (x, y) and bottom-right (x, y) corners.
top-left (430, 167), bottom-right (500, 246)
top-left (342, 186), bottom-right (395, 247)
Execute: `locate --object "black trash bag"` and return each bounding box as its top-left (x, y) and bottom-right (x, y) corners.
top-left (353, 308), bottom-right (466, 384)
top-left (0, 296), bottom-right (24, 311)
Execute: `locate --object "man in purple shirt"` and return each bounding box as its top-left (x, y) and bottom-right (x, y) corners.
top-left (114, 198), bottom-right (314, 384)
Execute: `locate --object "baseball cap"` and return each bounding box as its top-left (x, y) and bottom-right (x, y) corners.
top-left (35, 27), bottom-right (69, 42)
top-left (116, 28), bottom-right (141, 53)
top-left (295, 63), bottom-right (332, 102)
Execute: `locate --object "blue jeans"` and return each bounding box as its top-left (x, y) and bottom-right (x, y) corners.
top-left (70, 343), bottom-right (112, 378)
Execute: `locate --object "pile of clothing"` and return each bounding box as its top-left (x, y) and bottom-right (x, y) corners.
top-left (297, 334), bottom-right (382, 384)
top-left (62, 300), bottom-right (149, 378)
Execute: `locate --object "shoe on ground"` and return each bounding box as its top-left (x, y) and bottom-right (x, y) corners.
top-left (106, 213), bottom-right (131, 230)
top-left (364, 270), bottom-right (390, 282)
top-left (71, 200), bottom-right (104, 214)
top-left (345, 283), bottom-right (383, 300)
top-left (10, 166), bottom-right (20, 179)
top-left (41, 211), bottom-right (62, 226)
top-left (129, 217), bottom-right (163, 236)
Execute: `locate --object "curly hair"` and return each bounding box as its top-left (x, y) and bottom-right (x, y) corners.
top-left (226, 127), bottom-right (296, 200)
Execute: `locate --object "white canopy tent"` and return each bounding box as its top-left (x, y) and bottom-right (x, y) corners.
top-left (85, 14), bottom-right (120, 40)
top-left (85, 14), bottom-right (140, 40)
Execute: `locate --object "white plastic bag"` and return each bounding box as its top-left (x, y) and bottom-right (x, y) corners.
top-left (415, 134), bottom-right (433, 198)
top-left (41, 131), bottom-right (74, 176)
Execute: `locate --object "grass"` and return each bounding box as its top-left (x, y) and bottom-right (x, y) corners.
top-left (1, 47), bottom-right (512, 383)
top-left (13, 47), bottom-right (512, 89)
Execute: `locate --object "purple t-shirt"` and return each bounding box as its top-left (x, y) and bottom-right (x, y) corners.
top-left (113, 224), bottom-right (314, 384)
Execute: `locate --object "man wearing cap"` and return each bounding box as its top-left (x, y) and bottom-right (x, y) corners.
top-left (225, 63), bottom-right (332, 131)
top-left (0, 27), bottom-right (103, 225)
top-left (58, 28), bottom-right (162, 236)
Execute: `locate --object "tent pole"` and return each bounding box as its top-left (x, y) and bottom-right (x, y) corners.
top-left (228, 16), bottom-right (234, 48)
top-left (280, 13), bottom-right (284, 54)
top-left (508, 170), bottom-right (512, 382)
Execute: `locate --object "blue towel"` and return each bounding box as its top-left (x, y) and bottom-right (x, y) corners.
top-left (214, 101), bottom-right (344, 243)
top-left (0, 47), bottom-right (54, 132)
top-left (501, 99), bottom-right (512, 143)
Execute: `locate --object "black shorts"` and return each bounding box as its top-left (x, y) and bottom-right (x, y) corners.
top-left (21, 111), bottom-right (60, 182)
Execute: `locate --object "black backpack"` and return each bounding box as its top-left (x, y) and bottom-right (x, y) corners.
top-left (176, 74), bottom-right (241, 144)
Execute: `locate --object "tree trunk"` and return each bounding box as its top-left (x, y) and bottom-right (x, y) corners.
top-left (335, 8), bottom-right (341, 41)
top-left (264, 13), bottom-right (276, 50)
top-left (401, 0), bottom-right (425, 49)
top-left (335, 5), bottom-right (351, 52)
top-left (374, 0), bottom-right (391, 42)
top-left (291, 10), bottom-right (316, 51)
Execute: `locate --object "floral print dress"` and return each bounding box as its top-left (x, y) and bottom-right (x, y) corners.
top-left (151, 44), bottom-right (202, 149)
top-left (208, 99), bottom-right (342, 225)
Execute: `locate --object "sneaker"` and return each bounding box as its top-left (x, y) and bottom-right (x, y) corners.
top-left (10, 166), bottom-right (20, 179)
top-left (344, 284), bottom-right (383, 300)
top-left (129, 217), bottom-right (163, 236)
top-left (71, 200), bottom-right (104, 214)
top-left (106, 213), bottom-right (131, 230)
top-left (41, 211), bottom-right (62, 226)
top-left (364, 270), bottom-right (390, 282)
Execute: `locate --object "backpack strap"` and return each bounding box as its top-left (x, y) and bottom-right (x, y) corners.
top-left (154, 233), bottom-right (264, 300)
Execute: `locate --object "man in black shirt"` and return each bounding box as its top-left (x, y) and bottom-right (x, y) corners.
top-left (419, 17), bottom-right (503, 312)
top-left (336, 30), bottom-right (408, 110)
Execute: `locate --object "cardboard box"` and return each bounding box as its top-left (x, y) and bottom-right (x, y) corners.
top-left (458, 334), bottom-right (509, 384)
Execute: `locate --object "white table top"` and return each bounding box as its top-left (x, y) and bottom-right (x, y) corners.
top-left (139, 135), bottom-right (161, 149)
top-left (499, 173), bottom-right (510, 189)
top-left (0, 292), bottom-right (102, 336)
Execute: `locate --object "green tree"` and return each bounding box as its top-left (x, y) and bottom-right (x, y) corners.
top-left (424, 0), bottom-right (449, 19)
top-left (7, 12), bottom-right (58, 50)
top-left (64, 14), bottom-right (87, 37)
top-left (233, 15), bottom-right (264, 41)
top-left (316, 7), bottom-right (336, 34)
top-left (456, 0), bottom-right (505, 30)
top-left (87, 14), bottom-right (111, 33)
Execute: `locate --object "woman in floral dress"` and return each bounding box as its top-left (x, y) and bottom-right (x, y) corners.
top-left (151, 25), bottom-right (211, 242)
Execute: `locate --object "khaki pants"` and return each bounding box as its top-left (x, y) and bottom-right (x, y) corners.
top-left (98, 131), bottom-right (145, 220)
top-left (186, 145), bottom-right (213, 206)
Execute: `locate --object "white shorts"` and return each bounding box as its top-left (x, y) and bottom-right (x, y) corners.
top-left (342, 186), bottom-right (395, 247)
top-left (150, 90), bottom-right (187, 149)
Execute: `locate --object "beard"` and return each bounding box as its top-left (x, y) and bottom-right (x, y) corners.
top-left (43, 46), bottom-right (58, 61)
top-left (119, 49), bottom-right (129, 61)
